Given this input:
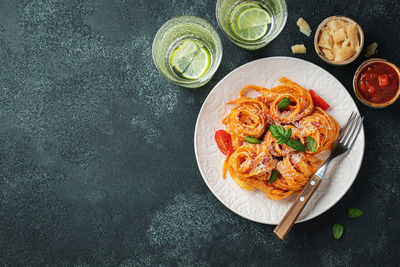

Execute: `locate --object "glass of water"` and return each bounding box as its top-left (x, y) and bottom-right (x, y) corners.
top-left (216, 0), bottom-right (287, 50)
top-left (152, 16), bottom-right (223, 88)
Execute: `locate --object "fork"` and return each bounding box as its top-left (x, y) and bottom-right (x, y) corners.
top-left (274, 111), bottom-right (364, 240)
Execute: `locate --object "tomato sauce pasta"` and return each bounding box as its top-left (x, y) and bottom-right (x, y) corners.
top-left (221, 77), bottom-right (340, 200)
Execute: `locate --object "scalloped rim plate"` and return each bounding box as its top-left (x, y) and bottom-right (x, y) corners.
top-left (194, 57), bottom-right (364, 225)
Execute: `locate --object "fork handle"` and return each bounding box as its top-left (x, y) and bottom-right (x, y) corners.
top-left (273, 174), bottom-right (323, 240)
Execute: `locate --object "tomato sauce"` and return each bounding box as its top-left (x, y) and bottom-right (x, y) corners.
top-left (357, 62), bottom-right (399, 104)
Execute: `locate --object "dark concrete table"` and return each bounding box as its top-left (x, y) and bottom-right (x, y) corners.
top-left (0, 0), bottom-right (399, 266)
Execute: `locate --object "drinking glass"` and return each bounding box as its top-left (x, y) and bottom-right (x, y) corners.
top-left (216, 0), bottom-right (287, 50)
top-left (152, 16), bottom-right (223, 88)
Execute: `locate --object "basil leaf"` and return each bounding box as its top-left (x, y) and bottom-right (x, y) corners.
top-left (333, 223), bottom-right (344, 239)
top-left (269, 125), bottom-right (290, 144)
top-left (277, 97), bottom-right (290, 109)
top-left (306, 136), bottom-right (317, 152)
top-left (269, 125), bottom-right (282, 138)
top-left (348, 208), bottom-right (363, 218)
top-left (276, 125), bottom-right (287, 137)
top-left (286, 138), bottom-right (306, 152)
top-left (286, 128), bottom-right (292, 140)
top-left (245, 136), bottom-right (261, 144)
top-left (269, 170), bottom-right (278, 183)
top-left (276, 137), bottom-right (287, 145)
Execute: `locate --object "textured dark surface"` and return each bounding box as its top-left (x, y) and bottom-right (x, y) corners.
top-left (0, 0), bottom-right (399, 266)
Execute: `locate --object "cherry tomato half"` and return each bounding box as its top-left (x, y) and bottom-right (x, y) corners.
top-left (215, 130), bottom-right (233, 156)
top-left (309, 89), bottom-right (330, 110)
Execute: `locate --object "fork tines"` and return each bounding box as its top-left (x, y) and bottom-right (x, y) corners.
top-left (338, 111), bottom-right (364, 149)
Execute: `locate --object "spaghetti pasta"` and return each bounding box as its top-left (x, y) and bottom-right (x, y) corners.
top-left (258, 77), bottom-right (314, 124)
top-left (223, 89), bottom-right (269, 147)
top-left (227, 143), bottom-right (277, 192)
top-left (298, 107), bottom-right (340, 153)
top-left (221, 77), bottom-right (340, 200)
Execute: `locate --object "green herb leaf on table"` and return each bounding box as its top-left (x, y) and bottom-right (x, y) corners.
top-left (269, 170), bottom-right (278, 183)
top-left (306, 136), bottom-right (317, 152)
top-left (286, 138), bottom-right (306, 152)
top-left (348, 208), bottom-right (363, 218)
top-left (278, 97), bottom-right (290, 109)
top-left (333, 223), bottom-right (344, 239)
top-left (245, 136), bottom-right (261, 144)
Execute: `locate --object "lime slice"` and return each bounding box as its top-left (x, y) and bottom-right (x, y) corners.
top-left (229, 2), bottom-right (260, 33)
top-left (181, 47), bottom-right (210, 79)
top-left (231, 6), bottom-right (271, 41)
top-left (169, 39), bottom-right (211, 80)
top-left (170, 40), bottom-right (199, 73)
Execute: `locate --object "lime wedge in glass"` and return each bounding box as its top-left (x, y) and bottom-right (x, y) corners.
top-left (229, 2), bottom-right (260, 34)
top-left (170, 39), bottom-right (211, 80)
top-left (231, 6), bottom-right (271, 41)
top-left (181, 47), bottom-right (210, 79)
top-left (169, 39), bottom-right (199, 73)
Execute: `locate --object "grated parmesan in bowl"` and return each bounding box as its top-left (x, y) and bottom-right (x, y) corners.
top-left (314, 16), bottom-right (364, 66)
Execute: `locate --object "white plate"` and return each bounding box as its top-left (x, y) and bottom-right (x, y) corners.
top-left (194, 57), bottom-right (364, 225)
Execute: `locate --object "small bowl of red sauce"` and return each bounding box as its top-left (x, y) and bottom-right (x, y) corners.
top-left (353, 58), bottom-right (400, 108)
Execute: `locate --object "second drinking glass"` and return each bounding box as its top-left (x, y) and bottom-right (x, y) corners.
top-left (216, 0), bottom-right (287, 50)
